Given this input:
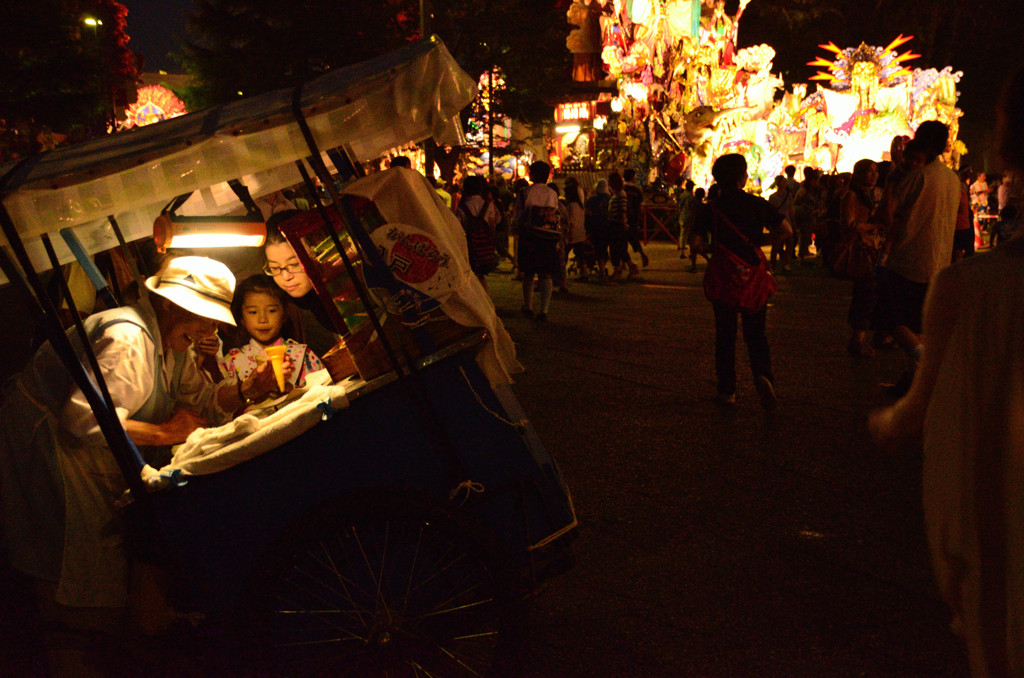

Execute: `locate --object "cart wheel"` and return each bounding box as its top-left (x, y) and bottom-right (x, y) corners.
top-left (245, 495), bottom-right (525, 677)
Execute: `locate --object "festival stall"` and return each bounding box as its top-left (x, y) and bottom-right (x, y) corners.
top-left (0, 37), bottom-right (575, 675)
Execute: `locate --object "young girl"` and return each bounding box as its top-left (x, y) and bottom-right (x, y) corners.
top-left (220, 274), bottom-right (324, 387)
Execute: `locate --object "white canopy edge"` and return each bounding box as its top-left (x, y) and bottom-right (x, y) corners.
top-left (0, 37), bottom-right (476, 281)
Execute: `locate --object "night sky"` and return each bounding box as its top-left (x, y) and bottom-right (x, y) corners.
top-left (124, 0), bottom-right (192, 72)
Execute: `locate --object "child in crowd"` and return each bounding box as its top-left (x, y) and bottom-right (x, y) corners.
top-left (990, 204), bottom-right (1022, 247)
top-left (220, 274), bottom-right (324, 387)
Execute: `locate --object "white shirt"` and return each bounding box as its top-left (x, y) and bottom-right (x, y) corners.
top-left (524, 182), bottom-right (559, 210)
top-left (460, 194), bottom-right (501, 227)
top-left (59, 302), bottom-right (229, 443)
top-left (887, 159), bottom-right (962, 283)
top-left (567, 201), bottom-right (587, 243)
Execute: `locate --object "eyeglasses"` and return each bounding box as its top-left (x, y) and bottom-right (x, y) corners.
top-left (262, 262), bottom-right (305, 277)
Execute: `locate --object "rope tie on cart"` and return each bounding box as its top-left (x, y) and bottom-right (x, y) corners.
top-left (458, 367), bottom-right (528, 430)
top-left (448, 479), bottom-right (485, 504)
top-left (316, 400), bottom-right (336, 420)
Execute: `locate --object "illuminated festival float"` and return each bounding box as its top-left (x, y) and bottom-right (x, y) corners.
top-left (122, 85), bottom-right (188, 129)
top-left (588, 0), bottom-right (964, 189)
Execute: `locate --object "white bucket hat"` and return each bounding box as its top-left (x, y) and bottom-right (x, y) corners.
top-left (145, 256), bottom-right (237, 326)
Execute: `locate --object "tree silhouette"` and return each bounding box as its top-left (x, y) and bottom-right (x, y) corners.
top-left (0, 0), bottom-right (136, 141)
top-left (179, 0), bottom-right (570, 122)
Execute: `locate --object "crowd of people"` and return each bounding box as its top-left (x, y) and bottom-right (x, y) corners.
top-left (433, 159), bottom-right (658, 323)
top-left (421, 124), bottom-right (1009, 423)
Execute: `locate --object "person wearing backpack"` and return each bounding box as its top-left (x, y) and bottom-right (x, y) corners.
top-left (623, 168), bottom-right (649, 269)
top-left (456, 175), bottom-right (500, 291)
top-left (513, 161), bottom-right (561, 321)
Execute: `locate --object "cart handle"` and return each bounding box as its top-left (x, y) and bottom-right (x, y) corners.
top-left (59, 227), bottom-right (121, 310)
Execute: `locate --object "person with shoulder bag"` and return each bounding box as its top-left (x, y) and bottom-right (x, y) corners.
top-left (691, 154), bottom-right (791, 410)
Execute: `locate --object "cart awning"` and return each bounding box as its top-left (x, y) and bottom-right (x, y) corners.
top-left (0, 37), bottom-right (476, 279)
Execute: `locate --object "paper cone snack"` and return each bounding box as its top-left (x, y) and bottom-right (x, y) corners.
top-left (264, 345), bottom-right (287, 391)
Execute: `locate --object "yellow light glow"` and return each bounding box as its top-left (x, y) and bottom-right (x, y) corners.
top-left (621, 81), bottom-right (649, 101)
top-left (557, 102), bottom-right (592, 122)
top-left (555, 124), bottom-right (581, 134)
top-left (166, 233), bottom-right (267, 249)
top-left (153, 214), bottom-right (266, 252)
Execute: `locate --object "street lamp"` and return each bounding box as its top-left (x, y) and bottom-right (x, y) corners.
top-left (82, 17), bottom-right (114, 130)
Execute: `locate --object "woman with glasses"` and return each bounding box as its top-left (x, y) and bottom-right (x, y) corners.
top-left (259, 211), bottom-right (339, 357)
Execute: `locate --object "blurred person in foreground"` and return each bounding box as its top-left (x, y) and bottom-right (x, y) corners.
top-left (870, 64), bottom-right (1024, 678)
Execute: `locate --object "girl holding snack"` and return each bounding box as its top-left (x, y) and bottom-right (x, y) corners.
top-left (220, 274), bottom-right (324, 388)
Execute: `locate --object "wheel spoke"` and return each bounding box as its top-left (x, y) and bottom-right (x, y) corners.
top-left (281, 554), bottom-right (368, 616)
top-left (436, 641), bottom-right (488, 677)
top-left (352, 522), bottom-right (395, 625)
top-left (400, 523), bottom-right (427, 622)
top-left (256, 503), bottom-right (515, 676)
top-left (406, 545), bottom-right (469, 596)
top-left (267, 531), bottom-right (387, 646)
top-left (414, 596), bottom-right (497, 621)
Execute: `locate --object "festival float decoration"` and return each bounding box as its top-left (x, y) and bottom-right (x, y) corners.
top-left (122, 85), bottom-right (187, 129)
top-left (590, 0), bottom-right (963, 188)
top-left (462, 69), bottom-right (521, 179)
top-left (801, 36), bottom-right (964, 171)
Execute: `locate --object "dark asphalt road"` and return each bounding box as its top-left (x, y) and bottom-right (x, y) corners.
top-left (493, 243), bottom-right (969, 677)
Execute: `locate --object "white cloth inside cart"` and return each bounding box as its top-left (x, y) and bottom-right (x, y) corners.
top-left (141, 369), bottom-right (349, 487)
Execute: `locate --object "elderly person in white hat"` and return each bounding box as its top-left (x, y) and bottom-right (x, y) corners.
top-left (0, 255), bottom-right (288, 666)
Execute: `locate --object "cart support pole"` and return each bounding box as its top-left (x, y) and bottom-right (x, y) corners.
top-left (291, 89), bottom-right (440, 358)
top-left (290, 88), bottom-right (416, 377)
top-left (59, 227), bottom-right (121, 309)
top-left (289, 87), bottom-right (474, 486)
top-left (292, 157), bottom-right (412, 378)
top-left (41, 233), bottom-right (121, 416)
top-left (108, 214), bottom-right (150, 280)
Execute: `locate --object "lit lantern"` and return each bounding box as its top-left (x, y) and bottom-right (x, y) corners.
top-left (621, 81), bottom-right (649, 102)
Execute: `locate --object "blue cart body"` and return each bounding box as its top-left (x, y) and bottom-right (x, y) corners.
top-left (146, 340), bottom-right (576, 617)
